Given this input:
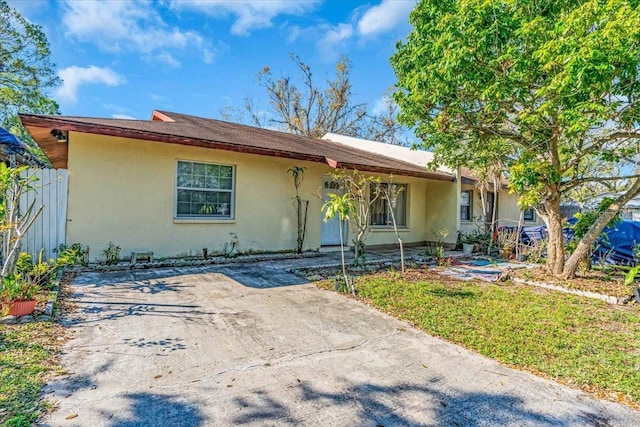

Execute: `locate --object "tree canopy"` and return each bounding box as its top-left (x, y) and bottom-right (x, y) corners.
top-left (392, 0), bottom-right (640, 277)
top-left (221, 53), bottom-right (407, 145)
top-left (0, 0), bottom-right (59, 151)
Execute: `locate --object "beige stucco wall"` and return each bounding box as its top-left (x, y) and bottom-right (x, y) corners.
top-left (350, 175), bottom-right (458, 247)
top-left (424, 179), bottom-right (459, 245)
top-left (497, 191), bottom-right (542, 228)
top-left (66, 132), bottom-right (456, 260)
top-left (458, 184), bottom-right (543, 235)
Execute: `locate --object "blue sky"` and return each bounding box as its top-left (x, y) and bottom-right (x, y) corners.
top-left (11, 0), bottom-right (417, 123)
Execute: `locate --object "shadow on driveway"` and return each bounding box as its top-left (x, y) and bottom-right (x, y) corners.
top-left (214, 265), bottom-right (308, 288)
top-left (64, 264), bottom-right (308, 326)
top-left (233, 382), bottom-right (611, 427)
top-left (105, 393), bottom-right (205, 427)
top-left (44, 263), bottom-right (638, 426)
top-left (231, 379), bottom-right (612, 426)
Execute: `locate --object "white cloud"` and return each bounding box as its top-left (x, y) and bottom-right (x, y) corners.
top-left (357, 0), bottom-right (415, 37)
top-left (61, 0), bottom-right (202, 54)
top-left (286, 25), bottom-right (302, 44)
top-left (370, 94), bottom-right (397, 115)
top-left (111, 114), bottom-right (136, 120)
top-left (317, 23), bottom-right (353, 59)
top-left (170, 0), bottom-right (321, 36)
top-left (321, 23), bottom-right (353, 47)
top-left (56, 66), bottom-right (126, 103)
top-left (371, 96), bottom-right (389, 116)
top-left (203, 49), bottom-right (215, 64)
top-left (202, 41), bottom-right (229, 64)
top-left (155, 52), bottom-right (181, 67)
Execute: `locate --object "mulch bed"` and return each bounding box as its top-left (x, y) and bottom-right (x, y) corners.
top-left (513, 267), bottom-right (636, 300)
top-left (298, 258), bottom-right (639, 305)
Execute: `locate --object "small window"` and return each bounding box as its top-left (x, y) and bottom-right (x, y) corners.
top-left (460, 190), bottom-right (472, 221)
top-left (371, 183), bottom-right (407, 227)
top-left (176, 160), bottom-right (235, 219)
top-left (523, 208), bottom-right (536, 222)
top-left (621, 210), bottom-right (633, 221)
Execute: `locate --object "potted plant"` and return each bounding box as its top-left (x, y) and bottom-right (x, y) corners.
top-left (460, 233), bottom-right (475, 255)
top-left (460, 228), bottom-right (492, 255)
top-left (0, 274), bottom-right (40, 316)
top-left (496, 228), bottom-right (519, 259)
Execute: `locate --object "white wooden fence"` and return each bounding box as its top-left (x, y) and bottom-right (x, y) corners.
top-left (19, 168), bottom-right (68, 261)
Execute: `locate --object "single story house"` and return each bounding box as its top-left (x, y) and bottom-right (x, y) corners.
top-left (20, 110), bottom-right (464, 260)
top-left (322, 133), bottom-right (544, 237)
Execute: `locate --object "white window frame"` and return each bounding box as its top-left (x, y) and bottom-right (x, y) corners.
top-left (370, 182), bottom-right (408, 228)
top-left (460, 190), bottom-right (473, 222)
top-left (174, 160), bottom-right (236, 220)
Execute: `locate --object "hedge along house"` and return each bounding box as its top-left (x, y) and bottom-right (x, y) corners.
top-left (19, 110), bottom-right (458, 260)
top-left (321, 133), bottom-right (544, 238)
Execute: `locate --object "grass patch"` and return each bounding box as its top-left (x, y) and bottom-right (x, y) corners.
top-left (334, 270), bottom-right (640, 407)
top-left (0, 322), bottom-right (65, 426)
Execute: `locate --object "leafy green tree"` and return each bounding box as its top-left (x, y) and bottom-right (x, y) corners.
top-left (322, 192), bottom-right (352, 293)
top-left (221, 53), bottom-right (407, 145)
top-left (0, 0), bottom-right (60, 156)
top-left (392, 0), bottom-right (640, 278)
top-left (326, 170), bottom-right (383, 267)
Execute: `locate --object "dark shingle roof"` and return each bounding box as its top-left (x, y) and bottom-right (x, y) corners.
top-left (19, 111), bottom-right (454, 181)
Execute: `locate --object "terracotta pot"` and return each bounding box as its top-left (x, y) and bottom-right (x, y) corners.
top-left (2, 300), bottom-right (37, 316)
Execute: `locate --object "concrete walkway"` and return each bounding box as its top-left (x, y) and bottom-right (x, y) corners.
top-left (42, 262), bottom-right (640, 426)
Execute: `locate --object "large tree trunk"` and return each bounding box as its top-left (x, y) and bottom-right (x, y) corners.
top-left (561, 177), bottom-right (640, 279)
top-left (539, 194), bottom-right (565, 276)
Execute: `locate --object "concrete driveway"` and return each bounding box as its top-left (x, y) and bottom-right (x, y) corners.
top-left (43, 262), bottom-right (640, 426)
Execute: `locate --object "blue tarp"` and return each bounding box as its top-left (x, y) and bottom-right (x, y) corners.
top-left (499, 225), bottom-right (548, 245)
top-left (0, 127), bottom-right (29, 153)
top-left (506, 219), bottom-right (640, 266)
top-left (520, 225), bottom-right (548, 245)
top-left (591, 220), bottom-right (640, 266)
top-left (0, 127), bottom-right (44, 167)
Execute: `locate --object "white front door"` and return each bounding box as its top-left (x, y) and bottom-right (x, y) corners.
top-left (321, 178), bottom-right (345, 246)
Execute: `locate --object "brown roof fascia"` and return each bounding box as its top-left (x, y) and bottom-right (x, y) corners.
top-left (461, 177), bottom-right (476, 185)
top-left (19, 114), bottom-right (327, 164)
top-left (19, 113), bottom-right (454, 181)
top-left (324, 157), bottom-right (452, 181)
top-left (336, 162), bottom-right (453, 181)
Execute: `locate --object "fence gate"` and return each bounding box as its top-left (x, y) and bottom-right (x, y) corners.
top-left (19, 168), bottom-right (69, 261)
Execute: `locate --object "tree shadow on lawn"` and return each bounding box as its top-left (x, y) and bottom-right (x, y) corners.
top-left (425, 287), bottom-right (477, 299)
top-left (232, 380), bottom-right (615, 426)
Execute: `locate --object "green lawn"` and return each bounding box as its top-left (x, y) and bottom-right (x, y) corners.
top-left (0, 322), bottom-right (64, 426)
top-left (329, 270), bottom-right (640, 407)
